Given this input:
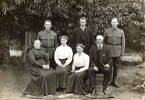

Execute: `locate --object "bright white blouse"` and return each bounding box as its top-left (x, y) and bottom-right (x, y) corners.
top-left (72, 52), bottom-right (90, 72)
top-left (54, 45), bottom-right (73, 66)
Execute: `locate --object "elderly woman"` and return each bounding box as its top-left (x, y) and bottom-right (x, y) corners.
top-left (54, 35), bottom-right (73, 91)
top-left (23, 40), bottom-right (57, 96)
top-left (66, 43), bottom-right (90, 95)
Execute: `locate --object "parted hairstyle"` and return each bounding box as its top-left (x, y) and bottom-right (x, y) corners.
top-left (59, 35), bottom-right (69, 41)
top-left (76, 43), bottom-right (85, 49)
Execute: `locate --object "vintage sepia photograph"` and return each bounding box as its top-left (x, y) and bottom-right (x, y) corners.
top-left (0, 0), bottom-right (145, 100)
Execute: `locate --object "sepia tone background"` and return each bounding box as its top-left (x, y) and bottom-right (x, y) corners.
top-left (0, 0), bottom-right (145, 100)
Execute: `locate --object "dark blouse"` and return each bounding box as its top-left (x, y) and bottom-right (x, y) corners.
top-left (28, 48), bottom-right (50, 68)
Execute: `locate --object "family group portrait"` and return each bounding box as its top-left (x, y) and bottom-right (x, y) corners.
top-left (0, 0), bottom-right (145, 100)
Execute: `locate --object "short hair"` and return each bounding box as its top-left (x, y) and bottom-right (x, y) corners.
top-left (96, 35), bottom-right (104, 41)
top-left (111, 17), bottom-right (118, 23)
top-left (44, 20), bottom-right (52, 25)
top-left (80, 17), bottom-right (87, 21)
top-left (34, 40), bottom-right (41, 45)
top-left (59, 35), bottom-right (69, 40)
top-left (76, 43), bottom-right (85, 49)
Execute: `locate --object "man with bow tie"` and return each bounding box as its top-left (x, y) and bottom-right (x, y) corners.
top-left (88, 35), bottom-right (113, 96)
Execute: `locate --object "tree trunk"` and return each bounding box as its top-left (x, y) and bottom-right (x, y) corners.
top-left (0, 31), bottom-right (9, 65)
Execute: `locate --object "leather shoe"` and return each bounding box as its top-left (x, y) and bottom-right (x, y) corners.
top-left (110, 82), bottom-right (119, 88)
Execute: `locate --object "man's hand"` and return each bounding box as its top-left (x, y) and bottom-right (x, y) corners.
top-left (45, 65), bottom-right (50, 69)
top-left (93, 66), bottom-right (98, 72)
top-left (42, 65), bottom-right (49, 69)
top-left (42, 65), bottom-right (47, 69)
top-left (104, 64), bottom-right (110, 71)
top-left (104, 64), bottom-right (110, 68)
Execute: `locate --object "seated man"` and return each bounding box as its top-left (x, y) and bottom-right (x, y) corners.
top-left (88, 35), bottom-right (113, 96)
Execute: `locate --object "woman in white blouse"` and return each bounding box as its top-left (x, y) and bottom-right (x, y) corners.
top-left (55, 35), bottom-right (73, 91)
top-left (66, 43), bottom-right (90, 95)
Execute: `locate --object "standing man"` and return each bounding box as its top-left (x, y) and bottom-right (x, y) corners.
top-left (37, 20), bottom-right (58, 68)
top-left (88, 35), bottom-right (113, 96)
top-left (71, 17), bottom-right (93, 54)
top-left (104, 18), bottom-right (125, 88)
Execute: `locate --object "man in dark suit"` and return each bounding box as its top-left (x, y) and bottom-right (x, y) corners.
top-left (88, 35), bottom-right (113, 95)
top-left (71, 17), bottom-right (93, 54)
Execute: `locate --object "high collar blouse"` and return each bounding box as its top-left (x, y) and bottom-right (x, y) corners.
top-left (54, 45), bottom-right (73, 66)
top-left (72, 52), bottom-right (90, 72)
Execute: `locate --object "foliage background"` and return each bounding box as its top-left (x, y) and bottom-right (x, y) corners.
top-left (0, 0), bottom-right (144, 63)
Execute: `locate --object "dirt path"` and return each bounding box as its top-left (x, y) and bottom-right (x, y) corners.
top-left (0, 63), bottom-right (145, 100)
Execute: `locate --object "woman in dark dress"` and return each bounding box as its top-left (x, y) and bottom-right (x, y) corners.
top-left (23, 40), bottom-right (57, 96)
top-left (66, 43), bottom-right (90, 95)
top-left (55, 35), bottom-right (73, 91)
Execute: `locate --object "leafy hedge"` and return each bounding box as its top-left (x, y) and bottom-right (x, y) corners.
top-left (0, 0), bottom-right (144, 33)
top-left (0, 0), bottom-right (144, 64)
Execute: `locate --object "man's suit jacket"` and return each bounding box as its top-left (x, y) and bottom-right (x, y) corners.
top-left (71, 26), bottom-right (93, 54)
top-left (89, 44), bottom-right (112, 70)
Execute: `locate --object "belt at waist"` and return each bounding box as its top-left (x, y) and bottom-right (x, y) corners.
top-left (59, 58), bottom-right (68, 65)
top-left (105, 42), bottom-right (121, 45)
top-left (41, 46), bottom-right (55, 49)
top-left (75, 66), bottom-right (84, 70)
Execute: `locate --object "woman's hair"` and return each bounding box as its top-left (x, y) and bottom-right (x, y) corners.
top-left (59, 35), bottom-right (69, 40)
top-left (34, 40), bottom-right (41, 45)
top-left (76, 43), bottom-right (85, 49)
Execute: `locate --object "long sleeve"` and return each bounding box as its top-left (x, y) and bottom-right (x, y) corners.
top-left (121, 31), bottom-right (125, 56)
top-left (72, 59), bottom-right (76, 71)
top-left (44, 53), bottom-right (50, 65)
top-left (54, 33), bottom-right (58, 48)
top-left (78, 55), bottom-right (90, 72)
top-left (90, 28), bottom-right (94, 47)
top-left (37, 32), bottom-right (41, 40)
top-left (28, 50), bottom-right (42, 68)
top-left (89, 48), bottom-right (96, 69)
top-left (71, 29), bottom-right (76, 52)
top-left (106, 48), bottom-right (112, 66)
top-left (73, 53), bottom-right (90, 72)
top-left (72, 54), bottom-right (77, 71)
top-left (54, 48), bottom-right (62, 66)
top-left (65, 48), bottom-right (73, 65)
top-left (103, 30), bottom-right (108, 44)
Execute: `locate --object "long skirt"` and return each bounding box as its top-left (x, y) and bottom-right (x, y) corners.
top-left (24, 67), bottom-right (57, 96)
top-left (66, 71), bottom-right (87, 95)
top-left (56, 65), bottom-right (71, 89)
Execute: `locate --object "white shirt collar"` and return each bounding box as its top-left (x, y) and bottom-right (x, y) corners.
top-left (80, 26), bottom-right (86, 31)
top-left (97, 44), bottom-right (103, 49)
top-left (61, 44), bottom-right (68, 47)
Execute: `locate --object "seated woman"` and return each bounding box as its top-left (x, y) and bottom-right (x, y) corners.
top-left (23, 40), bottom-right (57, 96)
top-left (54, 35), bottom-right (73, 91)
top-left (66, 43), bottom-right (90, 95)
